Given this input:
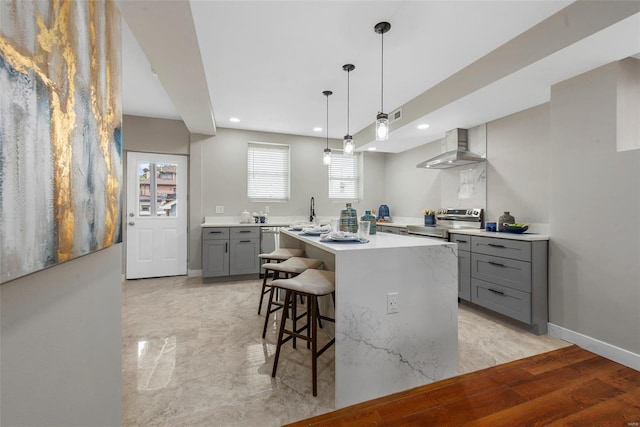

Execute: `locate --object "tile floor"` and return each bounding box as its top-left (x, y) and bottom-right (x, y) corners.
top-left (122, 276), bottom-right (569, 426)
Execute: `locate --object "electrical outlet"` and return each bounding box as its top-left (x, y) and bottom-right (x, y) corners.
top-left (387, 292), bottom-right (399, 314)
top-left (265, 206), bottom-right (270, 214)
top-left (215, 206), bottom-right (224, 214)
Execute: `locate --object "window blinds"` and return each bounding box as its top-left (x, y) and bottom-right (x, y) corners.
top-left (247, 142), bottom-right (290, 201)
top-left (329, 153), bottom-right (359, 200)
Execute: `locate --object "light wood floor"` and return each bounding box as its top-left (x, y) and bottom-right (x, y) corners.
top-left (286, 345), bottom-right (640, 426)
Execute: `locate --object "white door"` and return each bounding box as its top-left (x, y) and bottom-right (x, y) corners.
top-left (126, 152), bottom-right (188, 279)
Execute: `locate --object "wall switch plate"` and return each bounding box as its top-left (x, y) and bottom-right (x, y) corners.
top-left (215, 206), bottom-right (224, 214)
top-left (387, 292), bottom-right (399, 314)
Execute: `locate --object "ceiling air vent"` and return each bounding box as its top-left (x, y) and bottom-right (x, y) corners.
top-left (389, 108), bottom-right (402, 123)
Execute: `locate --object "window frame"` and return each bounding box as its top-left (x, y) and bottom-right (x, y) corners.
top-left (247, 141), bottom-right (291, 203)
top-left (328, 150), bottom-right (360, 202)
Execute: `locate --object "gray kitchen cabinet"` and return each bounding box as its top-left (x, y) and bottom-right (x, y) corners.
top-left (229, 228), bottom-right (260, 275)
top-left (202, 228), bottom-right (230, 277)
top-left (202, 227), bottom-right (260, 278)
top-left (378, 225), bottom-right (406, 235)
top-left (469, 235), bottom-right (548, 334)
top-left (449, 233), bottom-right (471, 301)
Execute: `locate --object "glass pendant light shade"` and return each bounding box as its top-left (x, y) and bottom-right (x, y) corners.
top-left (323, 147), bottom-right (332, 165)
top-left (342, 63), bottom-right (356, 155)
top-left (343, 135), bottom-right (354, 155)
top-left (376, 112), bottom-right (389, 141)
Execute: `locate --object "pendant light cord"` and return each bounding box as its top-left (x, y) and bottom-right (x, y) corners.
top-left (347, 70), bottom-right (350, 134)
top-left (380, 30), bottom-right (384, 113)
top-left (326, 93), bottom-right (329, 149)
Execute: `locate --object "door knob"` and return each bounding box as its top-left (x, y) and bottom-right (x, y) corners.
top-left (129, 212), bottom-right (134, 217)
top-left (128, 221), bottom-right (135, 226)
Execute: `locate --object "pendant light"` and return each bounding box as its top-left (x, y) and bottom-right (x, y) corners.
top-left (322, 90), bottom-right (333, 166)
top-left (374, 21), bottom-right (391, 141)
top-left (342, 64), bottom-right (355, 155)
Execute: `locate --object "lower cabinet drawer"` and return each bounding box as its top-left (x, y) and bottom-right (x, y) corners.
top-left (471, 278), bottom-right (532, 324)
top-left (230, 227), bottom-right (260, 239)
top-left (471, 253), bottom-right (531, 293)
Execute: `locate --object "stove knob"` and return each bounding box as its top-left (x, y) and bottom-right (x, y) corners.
top-left (466, 209), bottom-right (472, 215)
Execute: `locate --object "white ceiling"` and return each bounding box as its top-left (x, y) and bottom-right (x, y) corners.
top-left (120, 1), bottom-right (640, 153)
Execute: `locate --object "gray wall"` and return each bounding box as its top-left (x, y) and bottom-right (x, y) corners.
top-left (549, 59), bottom-right (640, 353)
top-left (486, 103), bottom-right (551, 225)
top-left (123, 115), bottom-right (190, 155)
top-left (1, 245), bottom-right (123, 426)
top-left (383, 141), bottom-right (442, 217)
top-left (188, 127), bottom-right (386, 270)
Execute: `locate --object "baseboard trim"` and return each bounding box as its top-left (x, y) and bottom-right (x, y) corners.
top-left (548, 323), bottom-right (640, 370)
top-left (188, 269), bottom-right (202, 277)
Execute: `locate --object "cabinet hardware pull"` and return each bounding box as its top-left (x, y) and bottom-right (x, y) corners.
top-left (488, 243), bottom-right (505, 248)
top-left (225, 242), bottom-right (228, 253)
top-left (240, 230), bottom-right (251, 233)
top-left (456, 239), bottom-right (468, 243)
top-left (488, 288), bottom-right (505, 296)
top-left (209, 231), bottom-right (222, 234)
top-left (240, 240), bottom-right (251, 243)
top-left (488, 261), bottom-right (505, 267)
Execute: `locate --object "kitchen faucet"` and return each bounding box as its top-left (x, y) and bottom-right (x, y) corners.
top-left (310, 197), bottom-right (316, 222)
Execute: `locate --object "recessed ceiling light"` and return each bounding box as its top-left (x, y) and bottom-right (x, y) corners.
top-left (368, 147), bottom-right (377, 151)
top-left (230, 117), bottom-right (240, 123)
top-left (313, 127), bottom-right (322, 132)
top-left (417, 124), bottom-right (430, 130)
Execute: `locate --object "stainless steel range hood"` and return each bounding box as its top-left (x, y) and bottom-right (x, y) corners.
top-left (416, 128), bottom-right (485, 169)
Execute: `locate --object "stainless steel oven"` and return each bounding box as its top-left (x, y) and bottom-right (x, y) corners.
top-left (407, 208), bottom-right (483, 239)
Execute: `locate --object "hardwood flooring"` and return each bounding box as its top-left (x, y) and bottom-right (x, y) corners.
top-left (285, 345), bottom-right (640, 426)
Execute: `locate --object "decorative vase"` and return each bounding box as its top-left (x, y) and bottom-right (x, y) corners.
top-left (498, 211), bottom-right (515, 231)
top-left (340, 203), bottom-right (358, 233)
top-left (361, 210), bottom-right (377, 234)
top-left (424, 215), bottom-right (436, 226)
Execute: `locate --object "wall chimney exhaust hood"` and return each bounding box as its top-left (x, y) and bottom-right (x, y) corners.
top-left (416, 128), bottom-right (485, 169)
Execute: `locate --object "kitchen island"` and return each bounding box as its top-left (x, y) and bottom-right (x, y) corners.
top-left (279, 229), bottom-right (459, 408)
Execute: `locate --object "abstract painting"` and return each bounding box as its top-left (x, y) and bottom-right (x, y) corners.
top-left (0, 0), bottom-right (122, 283)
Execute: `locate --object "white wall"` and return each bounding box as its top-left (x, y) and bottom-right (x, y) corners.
top-left (188, 127), bottom-right (386, 269)
top-left (486, 103), bottom-right (551, 226)
top-left (383, 141), bottom-right (442, 218)
top-left (549, 59), bottom-right (640, 354)
top-left (1, 245), bottom-right (123, 426)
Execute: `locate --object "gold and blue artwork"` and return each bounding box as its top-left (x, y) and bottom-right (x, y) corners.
top-left (0, 0), bottom-right (122, 283)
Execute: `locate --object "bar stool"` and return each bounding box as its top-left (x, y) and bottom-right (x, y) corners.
top-left (261, 257), bottom-right (323, 340)
top-left (257, 248), bottom-right (305, 314)
top-left (270, 269), bottom-right (336, 396)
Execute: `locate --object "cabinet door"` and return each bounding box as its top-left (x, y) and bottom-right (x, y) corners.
top-left (202, 240), bottom-right (229, 277)
top-left (230, 238), bottom-right (260, 275)
top-left (458, 250), bottom-right (471, 301)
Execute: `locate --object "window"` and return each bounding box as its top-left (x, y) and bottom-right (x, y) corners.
top-left (328, 152), bottom-right (359, 200)
top-left (247, 142), bottom-right (290, 202)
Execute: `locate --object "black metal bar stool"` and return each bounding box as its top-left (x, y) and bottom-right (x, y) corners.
top-left (270, 269), bottom-right (336, 396)
top-left (257, 248), bottom-right (305, 314)
top-left (261, 257), bottom-right (323, 341)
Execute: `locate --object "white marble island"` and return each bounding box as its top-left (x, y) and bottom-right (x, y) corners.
top-left (279, 229), bottom-right (459, 408)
